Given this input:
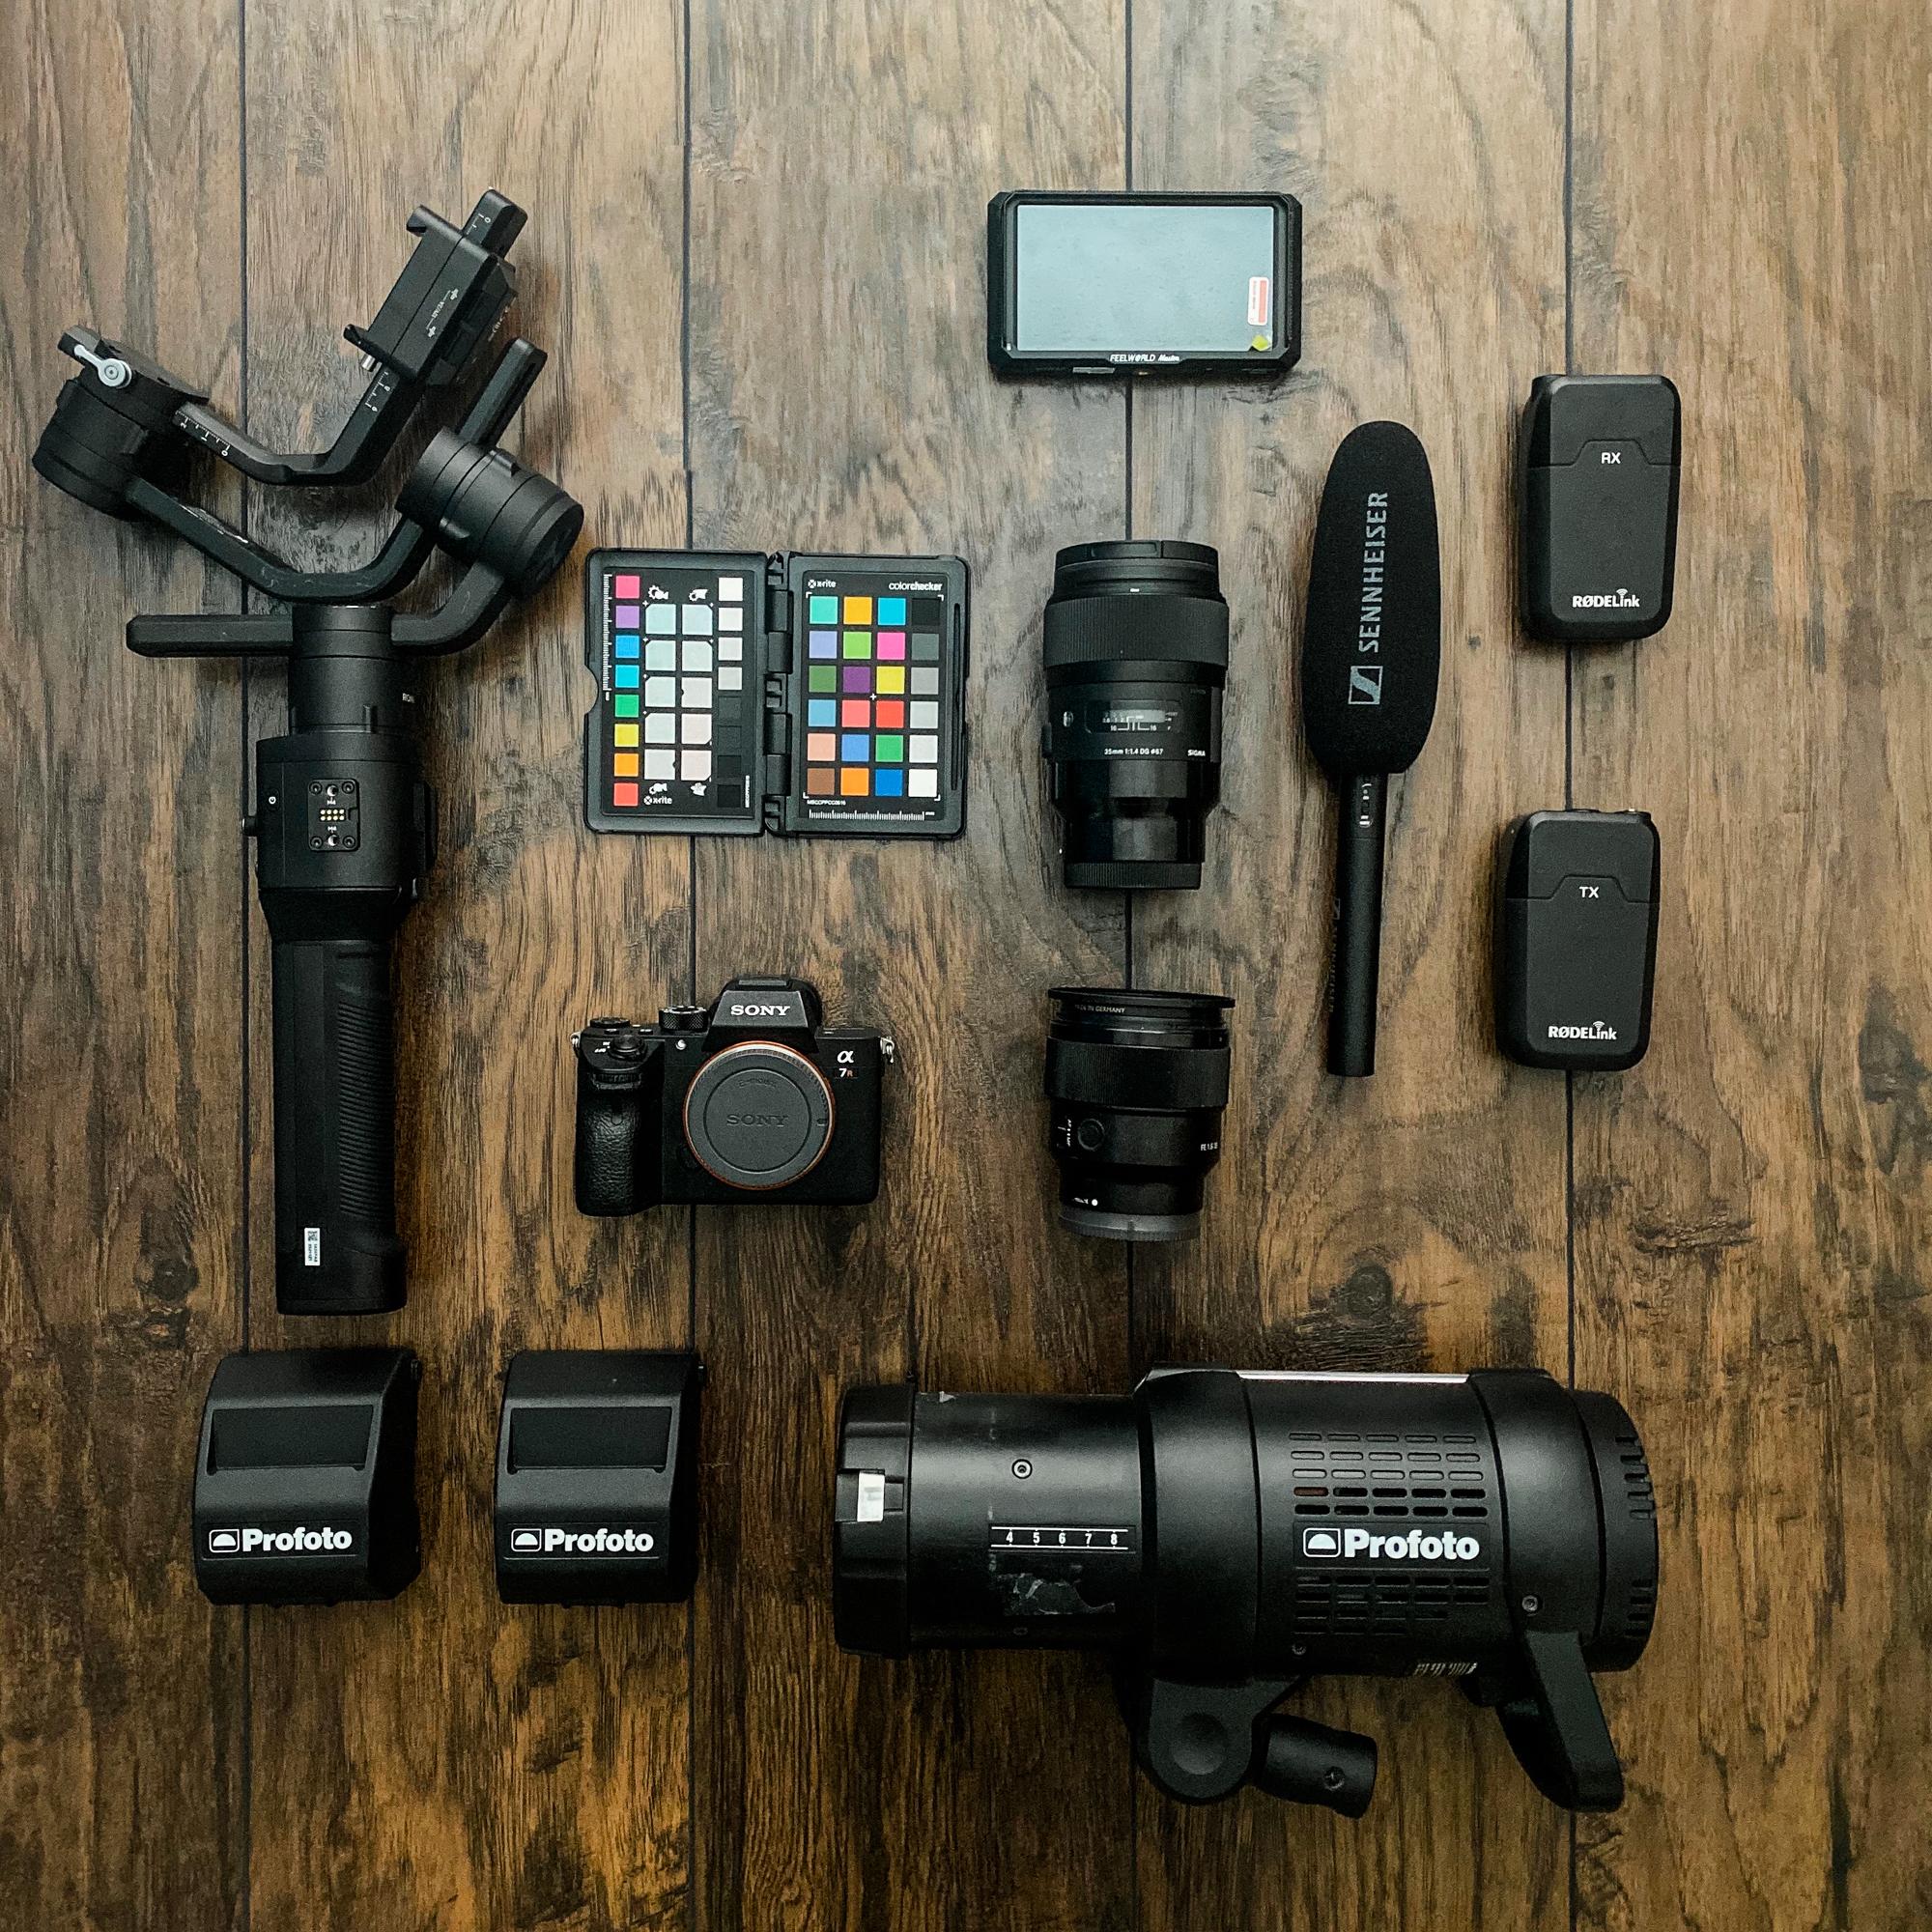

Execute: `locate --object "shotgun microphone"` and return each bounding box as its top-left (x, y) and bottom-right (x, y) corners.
top-left (1300, 421), bottom-right (1441, 1076)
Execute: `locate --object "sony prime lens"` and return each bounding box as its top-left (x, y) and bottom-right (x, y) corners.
top-left (1042, 539), bottom-right (1228, 890)
top-left (1045, 986), bottom-right (1233, 1242)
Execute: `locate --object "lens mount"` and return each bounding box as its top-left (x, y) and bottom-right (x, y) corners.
top-left (682, 1040), bottom-right (834, 1191)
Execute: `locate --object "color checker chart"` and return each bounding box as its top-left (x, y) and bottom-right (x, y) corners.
top-left (584, 550), bottom-right (767, 834)
top-left (798, 574), bottom-right (945, 810)
top-left (585, 548), bottom-right (967, 839)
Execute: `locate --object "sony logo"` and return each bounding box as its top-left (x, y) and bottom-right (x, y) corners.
top-left (727, 1002), bottom-right (795, 1018)
top-left (1571, 588), bottom-right (1643, 609)
top-left (1300, 1525), bottom-right (1481, 1563)
top-left (206, 1524), bottom-right (354, 1557)
top-left (507, 1525), bottom-right (658, 1557)
top-left (1548, 1020), bottom-right (1618, 1040)
top-left (724, 1112), bottom-right (789, 1126)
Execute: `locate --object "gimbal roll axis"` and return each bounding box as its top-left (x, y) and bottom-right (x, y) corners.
top-left (34, 186), bottom-right (582, 1316)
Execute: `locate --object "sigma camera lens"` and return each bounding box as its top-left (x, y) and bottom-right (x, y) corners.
top-left (1042, 539), bottom-right (1229, 890)
top-left (1045, 986), bottom-right (1233, 1242)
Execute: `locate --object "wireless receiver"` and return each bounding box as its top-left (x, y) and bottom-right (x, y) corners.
top-left (1299, 421), bottom-right (1441, 1078)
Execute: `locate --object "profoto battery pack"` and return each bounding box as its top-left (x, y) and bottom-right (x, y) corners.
top-left (1496, 810), bottom-right (1660, 1071)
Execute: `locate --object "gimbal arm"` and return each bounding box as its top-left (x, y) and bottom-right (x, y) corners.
top-left (117, 336), bottom-right (548, 604)
top-left (170, 191), bottom-right (526, 486)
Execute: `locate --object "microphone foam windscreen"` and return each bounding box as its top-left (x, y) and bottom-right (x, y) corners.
top-left (1300, 420), bottom-right (1441, 776)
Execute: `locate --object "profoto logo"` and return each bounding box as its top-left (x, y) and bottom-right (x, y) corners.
top-left (206, 1524), bottom-right (354, 1557)
top-left (1300, 1525), bottom-right (1481, 1563)
top-left (1548, 1020), bottom-right (1618, 1040)
top-left (1349, 492), bottom-right (1390, 704)
top-left (1571, 587), bottom-right (1643, 610)
top-left (508, 1525), bottom-right (658, 1557)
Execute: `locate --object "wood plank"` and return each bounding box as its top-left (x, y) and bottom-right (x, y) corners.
top-left (235, 9), bottom-right (695, 1926)
top-left (1569, 3), bottom-right (1932, 1926)
top-left (684, 3), bottom-right (1139, 1924)
top-left (0, 4), bottom-right (245, 1926)
top-left (1125, 2), bottom-right (1574, 1926)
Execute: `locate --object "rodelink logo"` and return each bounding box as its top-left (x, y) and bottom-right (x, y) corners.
top-left (1301, 1525), bottom-right (1481, 1562)
top-left (1571, 588), bottom-right (1643, 610)
top-left (1548, 1020), bottom-right (1618, 1040)
top-left (206, 1524), bottom-right (354, 1557)
top-left (508, 1525), bottom-right (658, 1557)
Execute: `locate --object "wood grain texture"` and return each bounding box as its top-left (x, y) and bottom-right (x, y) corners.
top-left (5, 0), bottom-right (1931, 1926)
top-left (0, 5), bottom-right (246, 1929)
top-left (1569, 3), bottom-right (1932, 1928)
top-left (1125, 4), bottom-right (1574, 1928)
top-left (235, 5), bottom-right (694, 1926)
top-left (684, 3), bottom-right (1138, 1926)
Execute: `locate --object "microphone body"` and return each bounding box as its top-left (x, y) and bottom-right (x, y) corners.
top-left (1329, 774), bottom-right (1387, 1076)
top-left (1298, 421), bottom-right (1441, 1079)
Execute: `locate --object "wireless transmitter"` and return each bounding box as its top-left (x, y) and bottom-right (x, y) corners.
top-left (1519, 375), bottom-right (1681, 644)
top-left (1495, 810), bottom-right (1660, 1071)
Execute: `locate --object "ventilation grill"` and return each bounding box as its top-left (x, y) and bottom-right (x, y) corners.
top-left (1291, 1571), bottom-right (1495, 1637)
top-left (1285, 1431), bottom-right (1492, 1521)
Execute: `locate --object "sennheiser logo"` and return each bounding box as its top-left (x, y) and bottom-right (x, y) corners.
top-left (1301, 1525), bottom-right (1481, 1562)
top-left (1571, 588), bottom-right (1643, 609)
top-left (507, 1525), bottom-right (658, 1557)
top-left (1348, 491), bottom-right (1390, 704)
top-left (206, 1524), bottom-right (353, 1557)
top-left (1548, 1020), bottom-right (1618, 1040)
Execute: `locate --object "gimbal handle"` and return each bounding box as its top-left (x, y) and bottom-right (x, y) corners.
top-left (119, 335), bottom-right (549, 603)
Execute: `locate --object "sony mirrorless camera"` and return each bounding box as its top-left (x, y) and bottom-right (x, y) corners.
top-left (573, 977), bottom-right (892, 1214)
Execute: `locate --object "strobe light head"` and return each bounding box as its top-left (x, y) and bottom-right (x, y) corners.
top-left (834, 1366), bottom-right (1658, 1816)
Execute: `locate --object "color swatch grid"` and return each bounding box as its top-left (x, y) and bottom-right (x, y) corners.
top-left (801, 590), bottom-right (945, 803)
top-left (606, 569), bottom-right (752, 812)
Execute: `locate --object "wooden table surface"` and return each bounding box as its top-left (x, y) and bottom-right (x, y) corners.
top-left (5, 1), bottom-right (1928, 1927)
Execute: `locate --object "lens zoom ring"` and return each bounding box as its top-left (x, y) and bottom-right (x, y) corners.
top-left (1043, 594), bottom-right (1230, 673)
top-left (1046, 1037), bottom-right (1232, 1111)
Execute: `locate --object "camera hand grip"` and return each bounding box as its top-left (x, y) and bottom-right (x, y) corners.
top-left (574, 1067), bottom-right (642, 1216)
top-left (272, 937), bottom-right (406, 1314)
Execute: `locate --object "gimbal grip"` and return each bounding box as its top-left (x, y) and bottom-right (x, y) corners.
top-left (271, 936), bottom-right (406, 1316)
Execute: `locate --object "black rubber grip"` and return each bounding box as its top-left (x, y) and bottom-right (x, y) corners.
top-left (1327, 776), bottom-right (1387, 1078)
top-left (272, 937), bottom-right (406, 1315)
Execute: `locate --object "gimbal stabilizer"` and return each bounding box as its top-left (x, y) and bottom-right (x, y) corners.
top-left (33, 190), bottom-right (524, 497)
top-left (125, 438), bottom-right (581, 1311)
top-left (34, 183), bottom-right (582, 1315)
